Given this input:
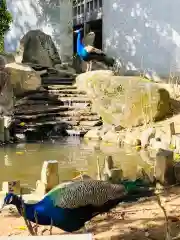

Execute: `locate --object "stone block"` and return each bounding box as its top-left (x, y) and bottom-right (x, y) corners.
top-left (2, 181), bottom-right (21, 194)
top-left (155, 129), bottom-right (171, 146)
top-left (35, 180), bottom-right (46, 196)
top-left (103, 156), bottom-right (114, 172)
top-left (102, 156), bottom-right (123, 183)
top-left (41, 160), bottom-right (59, 192)
top-left (154, 149), bottom-right (175, 185)
top-left (150, 138), bottom-right (169, 150)
top-left (102, 130), bottom-right (119, 143)
top-left (140, 127), bottom-right (156, 148)
top-left (123, 129), bottom-right (141, 146)
top-left (84, 127), bottom-right (101, 140)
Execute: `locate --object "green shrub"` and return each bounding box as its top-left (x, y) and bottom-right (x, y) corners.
top-left (0, 0), bottom-right (13, 52)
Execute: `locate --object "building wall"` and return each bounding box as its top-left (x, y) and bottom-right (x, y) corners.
top-left (4, 0), bottom-right (73, 62)
top-left (103, 0), bottom-right (180, 76)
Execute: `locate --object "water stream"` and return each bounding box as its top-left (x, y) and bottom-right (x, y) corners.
top-left (0, 137), bottom-right (152, 189)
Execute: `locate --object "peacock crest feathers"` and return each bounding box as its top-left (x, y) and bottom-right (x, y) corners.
top-left (45, 180), bottom-right (126, 209)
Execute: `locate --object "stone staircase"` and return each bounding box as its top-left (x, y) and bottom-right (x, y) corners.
top-left (14, 76), bottom-right (102, 139)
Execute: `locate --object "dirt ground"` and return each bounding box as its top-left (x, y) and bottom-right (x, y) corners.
top-left (1, 187), bottom-right (180, 239)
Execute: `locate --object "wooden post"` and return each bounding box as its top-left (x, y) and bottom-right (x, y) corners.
top-left (40, 160), bottom-right (59, 193)
top-left (169, 122), bottom-right (175, 136)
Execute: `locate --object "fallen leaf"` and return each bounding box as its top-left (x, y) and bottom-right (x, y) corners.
top-left (16, 226), bottom-right (27, 230)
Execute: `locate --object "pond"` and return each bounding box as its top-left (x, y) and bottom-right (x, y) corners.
top-left (0, 137), bottom-right (152, 189)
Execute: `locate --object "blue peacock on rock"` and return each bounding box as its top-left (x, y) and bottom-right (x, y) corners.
top-left (74, 28), bottom-right (115, 71)
top-left (0, 179), bottom-right (153, 234)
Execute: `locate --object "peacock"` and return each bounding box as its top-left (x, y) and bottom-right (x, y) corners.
top-left (74, 28), bottom-right (115, 71)
top-left (0, 179), bottom-right (154, 234)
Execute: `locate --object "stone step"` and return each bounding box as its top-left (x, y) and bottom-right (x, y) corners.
top-left (15, 126), bottom-right (91, 137)
top-left (16, 114), bottom-right (100, 125)
top-left (47, 90), bottom-right (87, 95)
top-left (59, 98), bottom-right (91, 103)
top-left (14, 106), bottom-right (78, 115)
top-left (47, 85), bottom-right (77, 90)
top-left (16, 120), bottom-right (77, 128)
top-left (50, 93), bottom-right (88, 98)
top-left (59, 116), bottom-right (101, 122)
top-left (66, 129), bottom-right (89, 136)
top-left (41, 77), bottom-right (75, 85)
top-left (19, 119), bottom-right (102, 128)
top-left (79, 120), bottom-right (102, 127)
top-left (61, 111), bottom-right (98, 117)
top-left (14, 110), bottom-right (99, 120)
top-left (15, 100), bottom-right (63, 107)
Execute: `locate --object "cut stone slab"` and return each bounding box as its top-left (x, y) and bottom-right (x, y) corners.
top-left (154, 149), bottom-right (175, 185)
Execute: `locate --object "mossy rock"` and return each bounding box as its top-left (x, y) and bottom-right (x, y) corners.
top-left (76, 71), bottom-right (171, 128)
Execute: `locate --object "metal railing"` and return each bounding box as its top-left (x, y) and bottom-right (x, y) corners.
top-left (73, 0), bottom-right (102, 25)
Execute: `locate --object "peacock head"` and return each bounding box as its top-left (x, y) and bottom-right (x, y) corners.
top-left (0, 193), bottom-right (22, 211)
top-left (74, 28), bottom-right (83, 34)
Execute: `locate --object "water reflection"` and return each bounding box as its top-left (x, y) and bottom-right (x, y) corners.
top-left (0, 137), bottom-right (152, 189)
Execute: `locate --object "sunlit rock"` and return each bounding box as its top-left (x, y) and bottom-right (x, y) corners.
top-left (76, 71), bottom-right (171, 128)
top-left (20, 29), bottom-right (61, 67)
top-left (5, 62), bottom-right (41, 96)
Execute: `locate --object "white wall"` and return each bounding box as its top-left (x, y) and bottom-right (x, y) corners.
top-left (103, 0), bottom-right (180, 76)
top-left (4, 0), bottom-right (73, 62)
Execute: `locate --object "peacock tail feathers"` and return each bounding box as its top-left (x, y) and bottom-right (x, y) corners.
top-left (44, 180), bottom-right (126, 209)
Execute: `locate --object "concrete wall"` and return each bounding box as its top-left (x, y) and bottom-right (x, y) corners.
top-left (103, 0), bottom-right (180, 76)
top-left (4, 0), bottom-right (73, 62)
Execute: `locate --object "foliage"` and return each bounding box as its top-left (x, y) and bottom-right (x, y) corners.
top-left (0, 0), bottom-right (13, 52)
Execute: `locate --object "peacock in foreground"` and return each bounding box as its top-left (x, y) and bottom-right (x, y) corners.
top-left (74, 28), bottom-right (115, 71)
top-left (1, 179), bottom-right (154, 234)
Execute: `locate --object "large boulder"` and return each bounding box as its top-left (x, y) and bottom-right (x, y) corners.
top-left (20, 29), bottom-right (61, 67)
top-left (76, 70), bottom-right (171, 128)
top-left (5, 62), bottom-right (41, 96)
top-left (0, 56), bottom-right (14, 115)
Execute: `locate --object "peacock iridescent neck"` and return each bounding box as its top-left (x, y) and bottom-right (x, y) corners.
top-left (77, 32), bottom-right (84, 55)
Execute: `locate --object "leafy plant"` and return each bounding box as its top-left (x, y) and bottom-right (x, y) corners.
top-left (0, 0), bottom-right (13, 52)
